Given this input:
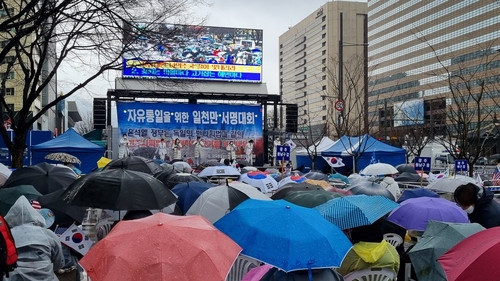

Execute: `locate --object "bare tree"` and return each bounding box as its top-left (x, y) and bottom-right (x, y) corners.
top-left (0, 0), bottom-right (205, 168)
top-left (73, 112), bottom-right (94, 135)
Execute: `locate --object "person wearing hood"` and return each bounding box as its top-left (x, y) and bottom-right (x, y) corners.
top-left (4, 196), bottom-right (64, 281)
top-left (379, 175), bottom-right (400, 201)
top-left (454, 182), bottom-right (500, 228)
top-left (337, 223), bottom-right (400, 277)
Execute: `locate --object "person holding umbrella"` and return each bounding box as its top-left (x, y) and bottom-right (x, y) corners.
top-left (453, 182), bottom-right (500, 228)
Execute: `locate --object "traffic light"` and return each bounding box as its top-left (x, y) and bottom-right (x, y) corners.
top-left (285, 104), bottom-right (298, 133)
top-left (93, 98), bottom-right (106, 129)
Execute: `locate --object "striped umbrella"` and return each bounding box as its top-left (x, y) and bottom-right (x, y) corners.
top-left (315, 195), bottom-right (399, 230)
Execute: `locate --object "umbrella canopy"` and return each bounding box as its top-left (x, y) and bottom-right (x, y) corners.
top-left (346, 180), bottom-right (395, 200)
top-left (397, 188), bottom-right (439, 203)
top-left (172, 161), bottom-right (192, 173)
top-left (387, 197), bottom-right (469, 231)
top-left (97, 156), bottom-right (112, 169)
top-left (37, 189), bottom-right (87, 225)
top-left (158, 172), bottom-right (204, 189)
top-left (214, 199), bottom-right (352, 272)
top-left (394, 172), bottom-right (423, 183)
top-left (360, 163), bottom-right (398, 176)
top-left (260, 267), bottom-right (343, 281)
top-left (278, 175), bottom-right (308, 188)
top-left (271, 183), bottom-right (324, 200)
top-left (0, 185), bottom-right (42, 216)
top-left (438, 226), bottom-right (500, 281)
top-left (44, 152), bottom-right (81, 165)
top-left (239, 171), bottom-right (278, 193)
top-left (0, 163), bottom-right (12, 187)
top-left (171, 181), bottom-right (214, 214)
top-left (198, 166), bottom-right (241, 178)
top-left (63, 168), bottom-right (177, 210)
top-left (80, 213), bottom-right (242, 281)
top-left (186, 181), bottom-right (271, 223)
top-left (283, 189), bottom-right (343, 208)
top-left (408, 221), bottom-right (485, 281)
top-left (103, 156), bottom-right (163, 175)
top-left (304, 171), bottom-right (328, 181)
top-left (315, 195), bottom-right (399, 230)
top-left (242, 264), bottom-right (273, 281)
top-left (425, 177), bottom-right (477, 193)
top-left (3, 162), bottom-right (78, 194)
top-left (396, 163), bottom-right (416, 174)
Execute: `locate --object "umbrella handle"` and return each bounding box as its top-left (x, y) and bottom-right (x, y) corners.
top-left (308, 261), bottom-right (313, 281)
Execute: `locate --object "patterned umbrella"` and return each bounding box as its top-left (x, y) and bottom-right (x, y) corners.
top-left (44, 152), bottom-right (81, 165)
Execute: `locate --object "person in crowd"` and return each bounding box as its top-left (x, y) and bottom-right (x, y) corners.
top-left (155, 138), bottom-right (168, 161)
top-left (172, 138), bottom-right (183, 162)
top-left (245, 139), bottom-right (254, 165)
top-left (380, 174), bottom-right (400, 201)
top-left (63, 162), bottom-right (82, 176)
top-left (193, 136), bottom-right (204, 166)
top-left (4, 196), bottom-right (64, 281)
top-left (337, 223), bottom-right (400, 277)
top-left (454, 182), bottom-right (500, 228)
top-left (118, 134), bottom-right (130, 158)
top-left (226, 141), bottom-right (237, 163)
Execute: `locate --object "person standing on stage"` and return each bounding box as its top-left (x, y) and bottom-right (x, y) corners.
top-left (172, 138), bottom-right (183, 162)
top-left (155, 138), bottom-right (168, 161)
top-left (245, 139), bottom-right (254, 165)
top-left (118, 134), bottom-right (130, 158)
top-left (193, 136), bottom-right (204, 166)
top-left (226, 141), bottom-right (237, 163)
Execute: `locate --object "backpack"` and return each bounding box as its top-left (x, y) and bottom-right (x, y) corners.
top-left (0, 215), bottom-right (17, 277)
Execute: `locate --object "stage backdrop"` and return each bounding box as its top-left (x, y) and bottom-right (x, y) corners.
top-left (116, 101), bottom-right (263, 165)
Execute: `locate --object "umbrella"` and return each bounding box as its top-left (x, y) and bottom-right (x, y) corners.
top-left (171, 181), bottom-right (214, 214)
top-left (397, 188), bottom-right (439, 203)
top-left (408, 221), bottom-right (485, 281)
top-left (315, 195), bottom-right (399, 230)
top-left (80, 213), bottom-right (242, 281)
top-left (37, 189), bottom-right (87, 225)
top-left (242, 264), bottom-right (273, 281)
top-left (278, 175), bottom-right (308, 188)
top-left (214, 199), bottom-right (352, 272)
top-left (103, 156), bottom-right (163, 175)
top-left (304, 171), bottom-right (328, 181)
top-left (0, 185), bottom-right (42, 216)
top-left (347, 180), bottom-right (395, 200)
top-left (198, 166), bottom-right (241, 178)
top-left (239, 171), bottom-right (278, 193)
top-left (283, 189), bottom-right (343, 208)
top-left (0, 162), bottom-right (12, 186)
top-left (394, 172), bottom-right (423, 183)
top-left (396, 163), bottom-right (416, 174)
top-left (201, 160), bottom-right (223, 167)
top-left (62, 168), bottom-right (177, 210)
top-left (387, 197), bottom-right (469, 231)
top-left (3, 162), bottom-right (78, 194)
top-left (158, 172), bottom-right (204, 189)
top-left (44, 152), bottom-right (81, 165)
top-left (186, 181), bottom-right (271, 223)
top-left (271, 183), bottom-right (324, 200)
top-left (97, 156), bottom-right (111, 169)
top-left (489, 154), bottom-right (500, 160)
top-left (172, 161), bottom-right (192, 173)
top-left (425, 177), bottom-right (477, 193)
top-left (360, 163), bottom-right (398, 176)
top-left (260, 267), bottom-right (343, 281)
top-left (438, 226), bottom-right (500, 281)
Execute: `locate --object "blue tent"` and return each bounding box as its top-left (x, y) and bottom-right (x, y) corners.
top-left (321, 134), bottom-right (406, 172)
top-left (31, 128), bottom-right (105, 173)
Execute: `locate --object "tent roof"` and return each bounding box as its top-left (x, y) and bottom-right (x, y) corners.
top-left (32, 128), bottom-right (104, 152)
top-left (296, 137), bottom-right (337, 156)
top-left (321, 134), bottom-right (406, 157)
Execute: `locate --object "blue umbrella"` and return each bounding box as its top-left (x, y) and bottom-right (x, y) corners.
top-left (214, 199), bottom-right (352, 272)
top-left (315, 195), bottom-right (399, 230)
top-left (171, 182), bottom-right (214, 214)
top-left (397, 188), bottom-right (439, 203)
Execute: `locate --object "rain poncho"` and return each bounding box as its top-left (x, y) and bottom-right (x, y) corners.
top-left (380, 177), bottom-right (401, 201)
top-left (337, 239), bottom-right (400, 276)
top-left (4, 196), bottom-right (64, 281)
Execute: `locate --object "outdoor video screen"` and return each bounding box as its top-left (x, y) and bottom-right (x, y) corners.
top-left (122, 23), bottom-right (263, 83)
top-left (393, 99), bottom-right (424, 127)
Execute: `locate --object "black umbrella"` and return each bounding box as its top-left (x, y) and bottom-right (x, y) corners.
top-left (62, 168), bottom-right (177, 210)
top-left (271, 182), bottom-right (324, 200)
top-left (304, 171), bottom-right (328, 181)
top-left (0, 185), bottom-right (42, 216)
top-left (347, 180), bottom-right (395, 201)
top-left (394, 172), bottom-right (423, 183)
top-left (103, 156), bottom-right (163, 175)
top-left (159, 172), bottom-right (204, 189)
top-left (261, 267), bottom-right (343, 281)
top-left (396, 164), bottom-right (417, 174)
top-left (37, 189), bottom-right (87, 225)
top-left (3, 162), bottom-right (78, 195)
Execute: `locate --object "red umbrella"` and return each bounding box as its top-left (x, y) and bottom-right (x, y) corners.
top-left (80, 213), bottom-right (242, 281)
top-left (438, 226), bottom-right (498, 281)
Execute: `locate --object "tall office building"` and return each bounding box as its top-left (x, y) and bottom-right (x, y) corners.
top-left (279, 1), bottom-right (367, 140)
top-left (368, 1), bottom-right (500, 146)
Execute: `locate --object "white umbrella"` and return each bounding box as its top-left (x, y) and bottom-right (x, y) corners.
top-left (425, 177), bottom-right (477, 193)
top-left (198, 166), bottom-right (241, 178)
top-left (360, 163), bottom-right (398, 176)
top-left (186, 181), bottom-right (271, 223)
top-left (172, 161), bottom-right (192, 173)
top-left (0, 163), bottom-right (12, 187)
top-left (239, 172), bottom-right (278, 193)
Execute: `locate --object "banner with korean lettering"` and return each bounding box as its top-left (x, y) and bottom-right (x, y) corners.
top-left (116, 101), bottom-right (263, 165)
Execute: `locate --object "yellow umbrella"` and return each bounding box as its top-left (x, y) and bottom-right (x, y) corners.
top-left (97, 157), bottom-right (111, 168)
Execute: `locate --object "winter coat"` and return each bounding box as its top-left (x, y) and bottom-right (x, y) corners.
top-left (172, 142), bottom-right (183, 160)
top-left (4, 196), bottom-right (64, 281)
top-left (226, 144), bottom-right (237, 160)
top-left (118, 136), bottom-right (130, 158)
top-left (469, 186), bottom-right (500, 228)
top-left (337, 240), bottom-right (400, 277)
top-left (193, 140), bottom-right (204, 158)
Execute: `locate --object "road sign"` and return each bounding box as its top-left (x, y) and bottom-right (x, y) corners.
top-left (334, 100), bottom-right (345, 112)
top-left (455, 159), bottom-right (468, 172)
top-left (275, 145), bottom-right (290, 161)
top-left (414, 156), bottom-right (431, 172)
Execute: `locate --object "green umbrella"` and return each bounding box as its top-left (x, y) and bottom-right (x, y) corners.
top-left (408, 220), bottom-right (485, 281)
top-left (283, 189), bottom-right (344, 208)
top-left (0, 185), bottom-right (42, 216)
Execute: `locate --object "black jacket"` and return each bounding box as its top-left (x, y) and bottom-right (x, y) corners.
top-left (469, 186), bottom-right (500, 228)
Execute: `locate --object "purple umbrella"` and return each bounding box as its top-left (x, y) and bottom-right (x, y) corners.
top-left (387, 197), bottom-right (469, 231)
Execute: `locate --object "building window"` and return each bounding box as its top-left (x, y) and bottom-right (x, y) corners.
top-left (6, 104), bottom-right (14, 111)
top-left (322, 50), bottom-right (326, 55)
top-left (280, 44), bottom-right (283, 48)
top-left (322, 85), bottom-right (326, 90)
top-left (303, 92), bottom-right (307, 97)
top-left (280, 58), bottom-right (283, 62)
top-left (0, 72), bottom-right (14, 79)
top-left (0, 41), bottom-right (9, 48)
top-left (303, 110), bottom-right (307, 115)
top-left (322, 116), bottom-right (326, 120)
top-left (322, 96), bottom-right (326, 100)
top-left (322, 33), bottom-right (326, 39)
top-left (322, 58), bottom-right (326, 64)
top-left (1, 56), bottom-right (14, 64)
top-left (3, 88), bottom-right (14, 96)
top-left (303, 100), bottom-right (307, 105)
top-left (322, 66), bottom-right (326, 72)
top-left (322, 75), bottom-right (326, 80)
top-left (322, 16), bottom-right (326, 22)
top-left (322, 25), bottom-right (326, 30)
top-left (322, 41), bottom-right (326, 47)
top-left (279, 51), bottom-right (282, 55)
top-left (322, 105), bottom-right (326, 110)
top-left (0, 8), bottom-right (14, 17)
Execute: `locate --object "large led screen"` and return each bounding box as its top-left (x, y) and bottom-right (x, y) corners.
top-left (393, 99), bottom-right (424, 127)
top-left (122, 23), bottom-right (263, 83)
top-left (116, 101), bottom-right (264, 165)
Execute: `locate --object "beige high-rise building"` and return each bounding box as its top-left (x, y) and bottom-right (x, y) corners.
top-left (279, 1), bottom-right (368, 140)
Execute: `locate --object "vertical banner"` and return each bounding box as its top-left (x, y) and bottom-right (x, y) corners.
top-left (116, 102), bottom-right (263, 165)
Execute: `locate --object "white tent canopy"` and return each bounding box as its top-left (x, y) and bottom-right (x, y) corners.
top-left (295, 137), bottom-right (337, 156)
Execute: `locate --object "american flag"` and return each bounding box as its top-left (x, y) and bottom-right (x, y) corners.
top-left (30, 200), bottom-right (41, 210)
top-left (492, 167), bottom-right (500, 185)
